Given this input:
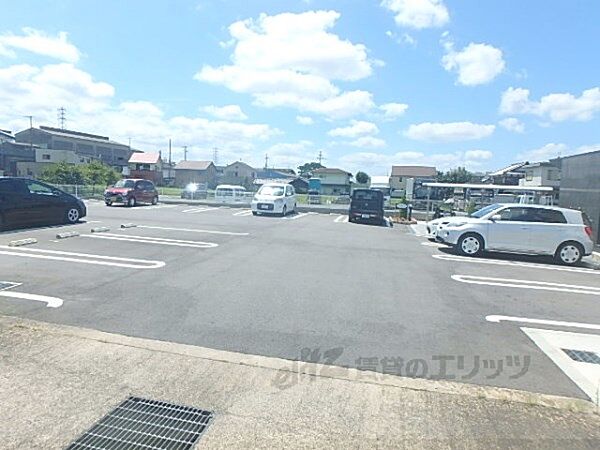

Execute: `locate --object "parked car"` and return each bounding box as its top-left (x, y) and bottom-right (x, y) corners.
top-left (435, 204), bottom-right (594, 265)
top-left (104, 179), bottom-right (158, 207)
top-left (180, 183), bottom-right (207, 199)
top-left (426, 203), bottom-right (499, 240)
top-left (215, 185), bottom-right (247, 203)
top-left (0, 177), bottom-right (86, 230)
top-left (349, 189), bottom-right (385, 225)
top-left (251, 183), bottom-right (296, 216)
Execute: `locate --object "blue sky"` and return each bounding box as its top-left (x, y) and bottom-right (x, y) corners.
top-left (1, 0), bottom-right (599, 174)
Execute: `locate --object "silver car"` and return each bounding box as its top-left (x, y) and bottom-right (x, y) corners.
top-left (436, 204), bottom-right (594, 265)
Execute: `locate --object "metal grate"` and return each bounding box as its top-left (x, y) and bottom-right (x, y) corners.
top-left (562, 349), bottom-right (600, 365)
top-left (66, 396), bottom-right (214, 450)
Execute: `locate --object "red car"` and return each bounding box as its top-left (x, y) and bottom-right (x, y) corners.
top-left (104, 179), bottom-right (159, 207)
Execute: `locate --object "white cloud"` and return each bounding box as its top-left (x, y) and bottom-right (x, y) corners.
top-left (328, 120), bottom-right (379, 138)
top-left (296, 115), bottom-right (314, 125)
top-left (385, 30), bottom-right (417, 46)
top-left (381, 0), bottom-right (449, 29)
top-left (498, 117), bottom-right (524, 133)
top-left (339, 148), bottom-right (493, 174)
top-left (349, 136), bottom-right (386, 148)
top-left (405, 121), bottom-right (495, 142)
top-left (514, 142), bottom-right (600, 162)
top-left (379, 102), bottom-right (409, 120)
top-left (500, 86), bottom-right (600, 122)
top-left (195, 10), bottom-right (377, 119)
top-left (0, 28), bottom-right (80, 62)
top-left (0, 62), bottom-right (278, 164)
top-left (442, 41), bottom-right (505, 86)
top-left (266, 140), bottom-right (316, 168)
top-left (201, 104), bottom-right (247, 120)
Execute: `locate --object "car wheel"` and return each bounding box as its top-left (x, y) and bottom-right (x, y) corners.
top-left (127, 196), bottom-right (136, 207)
top-left (105, 201), bottom-right (112, 206)
top-left (555, 242), bottom-right (583, 265)
top-left (281, 205), bottom-right (287, 217)
top-left (348, 216), bottom-right (354, 223)
top-left (252, 211), bottom-right (258, 216)
top-left (457, 233), bottom-right (483, 257)
top-left (152, 196), bottom-right (158, 205)
top-left (65, 207), bottom-right (80, 224)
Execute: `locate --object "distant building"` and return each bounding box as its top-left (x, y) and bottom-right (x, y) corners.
top-left (482, 162), bottom-right (527, 185)
top-left (312, 168), bottom-right (352, 195)
top-left (128, 152), bottom-right (163, 185)
top-left (559, 150), bottom-right (600, 242)
top-left (0, 129), bottom-right (15, 143)
top-left (518, 161), bottom-right (561, 200)
top-left (15, 148), bottom-right (95, 178)
top-left (222, 161), bottom-right (256, 189)
top-left (15, 126), bottom-right (134, 171)
top-left (389, 165), bottom-right (436, 198)
top-left (0, 141), bottom-right (35, 176)
top-left (174, 160), bottom-right (217, 188)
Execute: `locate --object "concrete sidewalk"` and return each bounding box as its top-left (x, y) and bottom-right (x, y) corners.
top-left (1, 316), bottom-right (598, 449)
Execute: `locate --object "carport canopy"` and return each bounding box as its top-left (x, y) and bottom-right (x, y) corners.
top-left (423, 182), bottom-right (553, 192)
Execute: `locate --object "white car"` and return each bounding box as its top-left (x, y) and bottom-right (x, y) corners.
top-left (426, 204), bottom-right (500, 240)
top-left (436, 204), bottom-right (594, 265)
top-left (251, 183), bottom-right (296, 216)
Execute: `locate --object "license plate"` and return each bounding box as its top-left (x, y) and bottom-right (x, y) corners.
top-left (361, 214), bottom-right (370, 219)
top-left (260, 205), bottom-right (269, 210)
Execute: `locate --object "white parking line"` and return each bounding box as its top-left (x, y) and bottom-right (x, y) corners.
top-left (0, 291), bottom-right (63, 308)
top-left (136, 225), bottom-right (249, 236)
top-left (334, 215), bottom-right (348, 223)
top-left (233, 209), bottom-right (253, 217)
top-left (433, 254), bottom-right (600, 275)
top-left (521, 327), bottom-right (600, 404)
top-left (421, 242), bottom-right (444, 247)
top-left (0, 245), bottom-right (165, 269)
top-left (486, 315), bottom-right (600, 331)
top-left (284, 212), bottom-right (314, 221)
top-left (182, 207), bottom-right (219, 214)
top-left (452, 275), bottom-right (600, 296)
top-left (81, 233), bottom-right (218, 248)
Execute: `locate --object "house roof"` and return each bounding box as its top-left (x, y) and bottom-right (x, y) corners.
top-left (129, 152), bottom-right (161, 164)
top-left (391, 165), bottom-right (436, 177)
top-left (487, 162), bottom-right (528, 177)
top-left (25, 126), bottom-right (128, 146)
top-left (255, 169), bottom-right (295, 179)
top-left (313, 168), bottom-right (350, 175)
top-left (175, 160), bottom-right (213, 170)
top-left (225, 161), bottom-right (255, 170)
top-left (0, 129), bottom-right (14, 139)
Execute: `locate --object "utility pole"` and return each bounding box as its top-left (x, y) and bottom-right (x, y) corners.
top-left (317, 150), bottom-right (324, 165)
top-left (183, 146), bottom-right (188, 161)
top-left (213, 147), bottom-right (219, 165)
top-left (57, 107), bottom-right (66, 129)
top-left (264, 153), bottom-right (269, 169)
top-left (23, 115), bottom-right (33, 153)
top-left (168, 139), bottom-right (172, 165)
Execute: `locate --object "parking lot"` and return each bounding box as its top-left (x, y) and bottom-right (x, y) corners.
top-left (1, 200), bottom-right (600, 402)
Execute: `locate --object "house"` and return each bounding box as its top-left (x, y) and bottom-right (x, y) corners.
top-left (15, 148), bottom-right (94, 178)
top-left (482, 162), bottom-right (527, 185)
top-left (128, 152), bottom-right (163, 185)
top-left (15, 126), bottom-right (133, 171)
top-left (222, 161), bottom-right (257, 189)
top-left (559, 149), bottom-right (600, 242)
top-left (0, 129), bottom-right (15, 143)
top-left (518, 161), bottom-right (561, 193)
top-left (0, 141), bottom-right (36, 176)
top-left (174, 160), bottom-right (217, 188)
top-left (312, 168), bottom-right (352, 195)
top-left (389, 166), bottom-right (437, 198)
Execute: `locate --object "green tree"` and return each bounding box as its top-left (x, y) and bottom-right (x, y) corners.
top-left (297, 162), bottom-right (324, 178)
top-left (355, 171), bottom-right (369, 184)
top-left (437, 166), bottom-right (473, 183)
top-left (39, 161), bottom-right (86, 185)
top-left (81, 160), bottom-right (120, 186)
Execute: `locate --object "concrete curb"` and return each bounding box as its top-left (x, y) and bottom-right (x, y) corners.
top-left (160, 197), bottom-right (349, 214)
top-left (56, 231), bottom-right (80, 239)
top-left (90, 226), bottom-right (110, 233)
top-left (7, 238), bottom-right (37, 247)
top-left (120, 223), bottom-right (137, 229)
top-left (2, 315), bottom-right (595, 415)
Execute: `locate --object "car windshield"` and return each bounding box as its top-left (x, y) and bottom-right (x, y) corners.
top-left (353, 190), bottom-right (380, 200)
top-left (259, 186), bottom-right (284, 196)
top-left (114, 180), bottom-right (135, 188)
top-left (470, 203), bottom-right (502, 218)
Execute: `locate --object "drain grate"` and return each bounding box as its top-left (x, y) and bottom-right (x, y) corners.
top-left (66, 396), bottom-right (214, 450)
top-left (562, 349), bottom-right (600, 365)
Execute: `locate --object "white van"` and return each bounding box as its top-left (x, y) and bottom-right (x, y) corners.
top-left (214, 185), bottom-right (247, 203)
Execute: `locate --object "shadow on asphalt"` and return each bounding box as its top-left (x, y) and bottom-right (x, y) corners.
top-left (0, 221), bottom-right (94, 235)
top-left (435, 246), bottom-right (600, 269)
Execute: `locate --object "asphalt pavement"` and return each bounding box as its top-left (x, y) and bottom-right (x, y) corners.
top-left (1, 199), bottom-right (599, 402)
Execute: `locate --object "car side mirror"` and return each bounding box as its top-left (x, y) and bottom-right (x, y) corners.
top-left (52, 189), bottom-right (62, 196)
top-left (491, 214), bottom-right (501, 222)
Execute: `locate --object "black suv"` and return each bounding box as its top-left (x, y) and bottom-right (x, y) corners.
top-left (0, 177), bottom-right (86, 230)
top-left (349, 189), bottom-right (385, 225)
